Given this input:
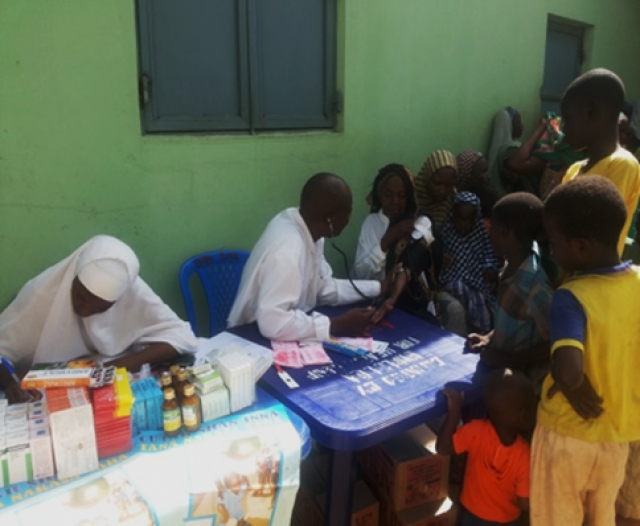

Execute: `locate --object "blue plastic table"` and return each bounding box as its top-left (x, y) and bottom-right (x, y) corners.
top-left (231, 306), bottom-right (490, 526)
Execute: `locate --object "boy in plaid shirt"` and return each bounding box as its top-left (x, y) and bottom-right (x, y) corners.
top-left (468, 193), bottom-right (552, 386)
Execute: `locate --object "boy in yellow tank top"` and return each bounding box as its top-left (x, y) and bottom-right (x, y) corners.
top-left (561, 68), bottom-right (640, 256)
top-left (530, 176), bottom-right (640, 526)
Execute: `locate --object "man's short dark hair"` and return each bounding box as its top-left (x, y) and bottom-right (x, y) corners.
top-left (562, 68), bottom-right (626, 115)
top-left (492, 192), bottom-right (543, 245)
top-left (544, 175), bottom-right (627, 247)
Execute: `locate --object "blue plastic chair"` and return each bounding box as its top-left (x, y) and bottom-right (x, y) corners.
top-left (179, 250), bottom-right (250, 337)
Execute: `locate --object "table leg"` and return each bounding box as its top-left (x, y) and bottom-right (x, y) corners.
top-left (324, 449), bottom-right (355, 526)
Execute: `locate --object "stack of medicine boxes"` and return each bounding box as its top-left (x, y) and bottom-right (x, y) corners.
top-left (131, 377), bottom-right (164, 434)
top-left (92, 368), bottom-right (134, 459)
top-left (0, 398), bottom-right (55, 486)
top-left (190, 363), bottom-right (230, 422)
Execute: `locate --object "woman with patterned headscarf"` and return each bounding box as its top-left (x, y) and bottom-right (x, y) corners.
top-left (440, 193), bottom-right (500, 332)
top-left (487, 107), bottom-right (523, 191)
top-left (415, 150), bottom-right (458, 230)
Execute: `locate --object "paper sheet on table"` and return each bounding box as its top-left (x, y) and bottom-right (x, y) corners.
top-left (271, 341), bottom-right (304, 368)
top-left (195, 332), bottom-right (273, 381)
top-left (334, 337), bottom-right (389, 354)
top-left (271, 341), bottom-right (332, 367)
top-left (372, 340), bottom-right (389, 353)
top-left (335, 337), bottom-right (373, 351)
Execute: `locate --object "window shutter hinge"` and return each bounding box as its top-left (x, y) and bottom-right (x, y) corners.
top-left (138, 74), bottom-right (151, 109)
top-left (334, 91), bottom-right (343, 114)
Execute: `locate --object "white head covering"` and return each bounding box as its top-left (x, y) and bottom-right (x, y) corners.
top-left (0, 235), bottom-right (196, 371)
top-left (76, 240), bottom-right (139, 302)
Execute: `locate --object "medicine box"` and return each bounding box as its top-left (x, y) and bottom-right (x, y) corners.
top-left (217, 351), bottom-right (254, 412)
top-left (5, 431), bottom-right (32, 486)
top-left (6, 403), bottom-right (28, 417)
top-left (200, 387), bottom-right (230, 422)
top-left (357, 425), bottom-right (449, 511)
top-left (193, 367), bottom-right (224, 395)
top-left (49, 389), bottom-right (99, 479)
top-left (28, 417), bottom-right (50, 431)
top-left (29, 428), bottom-right (54, 480)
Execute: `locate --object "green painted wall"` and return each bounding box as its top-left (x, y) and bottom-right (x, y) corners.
top-left (1, 0), bottom-right (639, 314)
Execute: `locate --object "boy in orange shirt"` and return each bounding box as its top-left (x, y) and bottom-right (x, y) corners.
top-left (561, 68), bottom-right (640, 255)
top-left (437, 369), bottom-right (535, 525)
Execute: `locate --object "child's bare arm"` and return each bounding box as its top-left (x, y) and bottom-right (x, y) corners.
top-left (548, 346), bottom-right (603, 419)
top-left (435, 388), bottom-right (463, 456)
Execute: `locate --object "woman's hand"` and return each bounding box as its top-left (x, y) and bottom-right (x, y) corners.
top-left (4, 382), bottom-right (41, 404)
top-left (380, 220), bottom-right (415, 252)
top-left (0, 361), bottom-right (42, 404)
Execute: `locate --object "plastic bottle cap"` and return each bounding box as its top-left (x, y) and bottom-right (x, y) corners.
top-left (177, 369), bottom-right (188, 381)
top-left (164, 388), bottom-right (176, 400)
top-left (183, 384), bottom-right (195, 397)
top-left (170, 365), bottom-right (181, 374)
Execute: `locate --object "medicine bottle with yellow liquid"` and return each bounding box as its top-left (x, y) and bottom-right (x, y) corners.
top-left (162, 387), bottom-right (182, 437)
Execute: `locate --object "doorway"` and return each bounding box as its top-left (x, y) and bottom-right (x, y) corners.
top-left (540, 19), bottom-right (585, 115)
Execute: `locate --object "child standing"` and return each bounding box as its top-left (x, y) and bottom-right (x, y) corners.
top-left (437, 368), bottom-right (535, 525)
top-left (560, 68), bottom-right (640, 255)
top-left (440, 192), bottom-right (499, 332)
top-left (468, 193), bottom-right (552, 386)
top-left (531, 176), bottom-right (640, 525)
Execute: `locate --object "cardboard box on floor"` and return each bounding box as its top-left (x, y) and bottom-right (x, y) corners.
top-left (292, 454), bottom-right (379, 526)
top-left (357, 424), bottom-right (450, 512)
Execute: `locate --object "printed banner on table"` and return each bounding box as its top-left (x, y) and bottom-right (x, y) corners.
top-left (0, 405), bottom-right (301, 526)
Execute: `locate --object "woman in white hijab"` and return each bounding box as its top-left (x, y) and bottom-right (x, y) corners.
top-left (487, 107), bottom-right (523, 191)
top-left (0, 235), bottom-right (196, 403)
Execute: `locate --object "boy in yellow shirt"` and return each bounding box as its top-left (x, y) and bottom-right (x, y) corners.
top-left (561, 68), bottom-right (640, 255)
top-left (530, 176), bottom-right (640, 525)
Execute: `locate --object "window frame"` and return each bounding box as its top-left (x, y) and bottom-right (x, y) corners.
top-left (135, 0), bottom-right (338, 135)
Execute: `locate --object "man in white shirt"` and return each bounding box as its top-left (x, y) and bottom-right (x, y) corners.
top-left (228, 173), bottom-right (392, 341)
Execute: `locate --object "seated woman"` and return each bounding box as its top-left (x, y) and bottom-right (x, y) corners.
top-left (456, 150), bottom-right (503, 225)
top-left (440, 193), bottom-right (500, 333)
top-left (486, 107), bottom-right (524, 192)
top-left (0, 235), bottom-right (197, 403)
top-left (353, 163), bottom-right (438, 322)
top-left (415, 150), bottom-right (458, 231)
